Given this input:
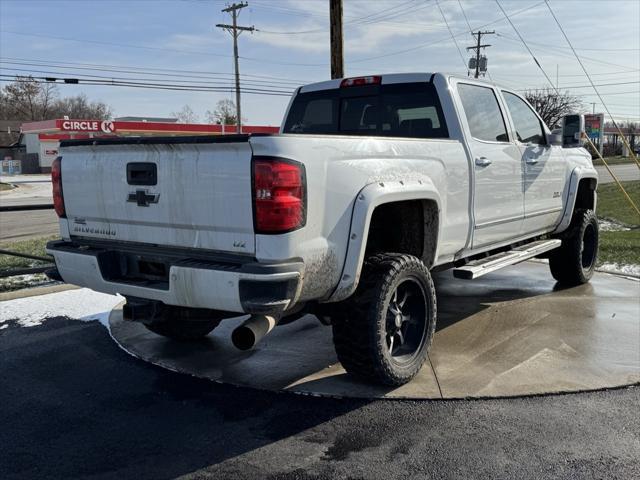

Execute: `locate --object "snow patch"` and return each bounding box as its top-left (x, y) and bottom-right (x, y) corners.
top-left (0, 288), bottom-right (122, 329)
top-left (597, 262), bottom-right (640, 278)
top-left (598, 219), bottom-right (631, 232)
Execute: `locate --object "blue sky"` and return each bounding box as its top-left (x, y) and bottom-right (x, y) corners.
top-left (0, 0), bottom-right (638, 125)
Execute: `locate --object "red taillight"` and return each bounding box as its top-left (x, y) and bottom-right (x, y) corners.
top-left (340, 75), bottom-right (381, 88)
top-left (253, 157), bottom-right (305, 233)
top-left (51, 157), bottom-right (66, 218)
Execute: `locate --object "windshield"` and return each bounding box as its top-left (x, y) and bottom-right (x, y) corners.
top-left (283, 82), bottom-right (449, 139)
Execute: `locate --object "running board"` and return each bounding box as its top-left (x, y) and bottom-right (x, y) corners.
top-left (453, 239), bottom-right (561, 280)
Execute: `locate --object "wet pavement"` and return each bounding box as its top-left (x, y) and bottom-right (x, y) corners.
top-left (2, 301), bottom-right (639, 480)
top-left (110, 262), bottom-right (640, 399)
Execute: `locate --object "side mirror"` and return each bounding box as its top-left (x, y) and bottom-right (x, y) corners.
top-left (561, 114), bottom-right (585, 147)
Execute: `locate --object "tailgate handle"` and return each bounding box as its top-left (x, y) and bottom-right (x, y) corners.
top-left (127, 163), bottom-right (157, 186)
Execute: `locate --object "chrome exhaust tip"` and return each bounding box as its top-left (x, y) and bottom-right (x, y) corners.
top-left (231, 315), bottom-right (279, 350)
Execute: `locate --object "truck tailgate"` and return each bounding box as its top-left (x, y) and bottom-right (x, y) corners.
top-left (60, 137), bottom-right (255, 255)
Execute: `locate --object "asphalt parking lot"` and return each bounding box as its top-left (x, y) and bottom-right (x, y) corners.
top-left (2, 315), bottom-right (639, 480)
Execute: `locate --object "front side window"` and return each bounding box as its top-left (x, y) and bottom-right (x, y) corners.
top-left (503, 92), bottom-right (546, 144)
top-left (283, 82), bottom-right (449, 139)
top-left (457, 83), bottom-right (509, 142)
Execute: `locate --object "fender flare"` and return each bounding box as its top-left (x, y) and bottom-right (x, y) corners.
top-left (327, 179), bottom-right (442, 303)
top-left (554, 166), bottom-right (598, 234)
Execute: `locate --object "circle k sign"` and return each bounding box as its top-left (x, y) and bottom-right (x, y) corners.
top-left (60, 120), bottom-right (117, 133)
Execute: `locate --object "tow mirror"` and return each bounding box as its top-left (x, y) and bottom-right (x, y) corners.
top-left (561, 114), bottom-right (585, 147)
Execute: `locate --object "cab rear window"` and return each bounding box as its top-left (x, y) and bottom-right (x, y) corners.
top-left (283, 82), bottom-right (449, 139)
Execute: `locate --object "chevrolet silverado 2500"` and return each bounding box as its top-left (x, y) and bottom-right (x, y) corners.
top-left (47, 73), bottom-right (598, 386)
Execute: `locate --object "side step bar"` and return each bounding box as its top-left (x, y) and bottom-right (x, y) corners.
top-left (453, 239), bottom-right (561, 280)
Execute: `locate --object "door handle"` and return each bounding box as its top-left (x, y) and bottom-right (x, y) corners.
top-left (475, 157), bottom-right (492, 167)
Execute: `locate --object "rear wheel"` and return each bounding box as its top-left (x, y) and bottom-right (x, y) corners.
top-left (549, 209), bottom-right (599, 285)
top-left (332, 253), bottom-right (437, 386)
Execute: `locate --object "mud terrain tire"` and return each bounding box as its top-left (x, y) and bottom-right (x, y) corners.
top-left (549, 209), bottom-right (598, 285)
top-left (332, 253), bottom-right (437, 386)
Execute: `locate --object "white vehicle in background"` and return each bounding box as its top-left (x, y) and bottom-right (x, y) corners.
top-left (47, 73), bottom-right (598, 386)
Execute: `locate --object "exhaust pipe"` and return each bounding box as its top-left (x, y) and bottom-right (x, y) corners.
top-left (232, 315), bottom-right (279, 350)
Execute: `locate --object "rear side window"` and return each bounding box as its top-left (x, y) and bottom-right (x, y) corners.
top-left (299, 98), bottom-right (333, 131)
top-left (457, 83), bottom-right (509, 142)
top-left (503, 92), bottom-right (546, 144)
top-left (283, 82), bottom-right (448, 139)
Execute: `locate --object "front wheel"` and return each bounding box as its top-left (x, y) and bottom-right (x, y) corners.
top-left (332, 253), bottom-right (437, 386)
top-left (549, 209), bottom-right (599, 286)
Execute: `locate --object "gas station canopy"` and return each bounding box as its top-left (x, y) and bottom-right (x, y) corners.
top-left (21, 118), bottom-right (279, 137)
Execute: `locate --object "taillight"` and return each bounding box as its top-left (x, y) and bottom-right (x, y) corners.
top-left (51, 157), bottom-right (66, 218)
top-left (253, 157), bottom-right (305, 233)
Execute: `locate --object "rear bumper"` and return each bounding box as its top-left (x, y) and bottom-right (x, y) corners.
top-left (46, 240), bottom-right (303, 315)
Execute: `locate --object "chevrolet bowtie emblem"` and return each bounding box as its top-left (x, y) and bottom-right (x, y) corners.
top-left (127, 190), bottom-right (160, 207)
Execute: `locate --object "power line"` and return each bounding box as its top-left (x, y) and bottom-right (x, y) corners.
top-left (255, 0), bottom-right (432, 34)
top-left (0, 66), bottom-right (296, 91)
top-left (543, 0), bottom-right (638, 164)
top-left (0, 75), bottom-right (293, 96)
top-left (348, 0), bottom-right (545, 64)
top-left (495, 0), bottom-right (557, 89)
top-left (492, 69), bottom-right (640, 78)
top-left (351, 0), bottom-right (434, 26)
top-left (496, 33), bottom-right (640, 72)
top-left (0, 62), bottom-right (304, 88)
top-left (576, 90), bottom-right (640, 97)
top-left (0, 57), bottom-right (311, 84)
top-left (520, 80), bottom-right (640, 90)
top-left (496, 32), bottom-right (640, 52)
top-left (435, 0), bottom-right (467, 70)
top-left (346, 0), bottom-right (419, 25)
top-left (457, 0), bottom-right (473, 34)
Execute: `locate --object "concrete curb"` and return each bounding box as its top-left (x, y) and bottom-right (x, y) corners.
top-left (0, 283), bottom-right (79, 302)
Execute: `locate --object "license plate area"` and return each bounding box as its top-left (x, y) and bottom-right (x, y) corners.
top-left (98, 251), bottom-right (170, 289)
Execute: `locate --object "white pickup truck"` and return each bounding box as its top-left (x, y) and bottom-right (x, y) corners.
top-left (47, 73), bottom-right (599, 385)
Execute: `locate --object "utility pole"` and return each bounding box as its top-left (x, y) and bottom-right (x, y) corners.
top-left (329, 0), bottom-right (344, 79)
top-left (591, 103), bottom-right (596, 114)
top-left (466, 30), bottom-right (494, 78)
top-left (216, 2), bottom-right (254, 133)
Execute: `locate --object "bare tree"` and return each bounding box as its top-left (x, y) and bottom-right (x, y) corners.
top-left (524, 88), bottom-right (584, 129)
top-left (51, 94), bottom-right (112, 120)
top-left (0, 76), bottom-right (58, 120)
top-left (206, 99), bottom-right (239, 125)
top-left (172, 105), bottom-right (199, 123)
top-left (0, 76), bottom-right (111, 121)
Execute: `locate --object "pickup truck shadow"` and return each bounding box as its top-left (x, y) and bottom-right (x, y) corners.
top-left (431, 265), bottom-right (572, 331)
